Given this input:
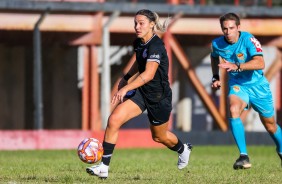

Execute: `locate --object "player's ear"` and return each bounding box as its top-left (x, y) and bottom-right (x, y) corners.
top-left (237, 25), bottom-right (241, 31)
top-left (150, 22), bottom-right (155, 29)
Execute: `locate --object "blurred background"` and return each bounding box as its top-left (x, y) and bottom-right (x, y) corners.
top-left (0, 0), bottom-right (281, 149)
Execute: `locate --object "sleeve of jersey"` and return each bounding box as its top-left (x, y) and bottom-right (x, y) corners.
top-left (246, 36), bottom-right (263, 57)
top-left (147, 44), bottom-right (161, 64)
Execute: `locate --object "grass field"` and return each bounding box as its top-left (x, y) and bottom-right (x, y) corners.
top-left (0, 145), bottom-right (281, 184)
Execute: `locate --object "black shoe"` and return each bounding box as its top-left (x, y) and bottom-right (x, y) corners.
top-left (233, 155), bottom-right (252, 170)
top-left (278, 153), bottom-right (282, 167)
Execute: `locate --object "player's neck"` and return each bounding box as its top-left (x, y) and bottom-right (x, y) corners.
top-left (233, 31), bottom-right (241, 43)
top-left (141, 33), bottom-right (155, 44)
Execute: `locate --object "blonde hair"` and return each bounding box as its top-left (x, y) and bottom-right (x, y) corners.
top-left (136, 9), bottom-right (170, 33)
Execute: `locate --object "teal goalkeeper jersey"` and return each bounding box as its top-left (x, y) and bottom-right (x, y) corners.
top-left (211, 31), bottom-right (265, 86)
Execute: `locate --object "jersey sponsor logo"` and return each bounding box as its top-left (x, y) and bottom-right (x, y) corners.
top-left (250, 37), bottom-right (263, 52)
top-left (149, 53), bottom-right (160, 59)
top-left (237, 53), bottom-right (244, 61)
top-left (233, 86), bottom-right (240, 92)
top-left (142, 49), bottom-right (147, 58)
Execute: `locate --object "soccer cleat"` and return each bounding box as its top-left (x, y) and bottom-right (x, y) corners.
top-left (177, 143), bottom-right (193, 170)
top-left (278, 153), bottom-right (282, 167)
top-left (86, 162), bottom-right (109, 179)
top-left (233, 155), bottom-right (252, 170)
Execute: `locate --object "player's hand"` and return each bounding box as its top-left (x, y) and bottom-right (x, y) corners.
top-left (111, 88), bottom-right (128, 104)
top-left (218, 59), bottom-right (237, 72)
top-left (211, 80), bottom-right (221, 90)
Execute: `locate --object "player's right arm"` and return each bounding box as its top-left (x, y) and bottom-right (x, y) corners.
top-left (118, 61), bottom-right (139, 90)
top-left (210, 41), bottom-right (221, 90)
top-left (211, 55), bottom-right (221, 90)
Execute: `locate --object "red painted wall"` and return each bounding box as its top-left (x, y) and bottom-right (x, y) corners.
top-left (0, 130), bottom-right (163, 150)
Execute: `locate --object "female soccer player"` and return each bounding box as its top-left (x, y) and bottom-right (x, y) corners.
top-left (86, 9), bottom-right (192, 178)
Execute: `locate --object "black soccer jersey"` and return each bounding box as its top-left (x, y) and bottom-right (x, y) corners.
top-left (133, 34), bottom-right (171, 103)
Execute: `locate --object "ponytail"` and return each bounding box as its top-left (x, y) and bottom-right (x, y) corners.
top-left (136, 9), bottom-right (170, 33)
top-left (152, 12), bottom-right (170, 32)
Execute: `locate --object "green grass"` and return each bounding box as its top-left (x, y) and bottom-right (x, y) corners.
top-left (0, 146), bottom-right (281, 183)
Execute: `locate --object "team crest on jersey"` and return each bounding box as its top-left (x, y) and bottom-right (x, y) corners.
top-left (237, 53), bottom-right (244, 61)
top-left (250, 37), bottom-right (263, 52)
top-left (142, 49), bottom-right (148, 58)
top-left (233, 86), bottom-right (240, 92)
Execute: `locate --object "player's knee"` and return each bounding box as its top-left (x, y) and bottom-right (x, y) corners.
top-left (229, 105), bottom-right (241, 117)
top-left (107, 113), bottom-right (123, 129)
top-left (152, 136), bottom-right (161, 143)
top-left (265, 123), bottom-right (276, 134)
top-left (152, 135), bottom-right (165, 144)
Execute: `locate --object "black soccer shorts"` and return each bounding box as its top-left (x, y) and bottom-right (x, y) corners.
top-left (129, 88), bottom-right (172, 126)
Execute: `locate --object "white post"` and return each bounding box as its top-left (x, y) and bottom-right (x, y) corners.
top-left (177, 98), bottom-right (192, 132)
top-left (101, 11), bottom-right (120, 129)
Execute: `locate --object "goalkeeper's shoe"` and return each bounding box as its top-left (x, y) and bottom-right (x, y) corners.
top-left (86, 162), bottom-right (109, 179)
top-left (177, 143), bottom-right (193, 170)
top-left (233, 155), bottom-right (251, 170)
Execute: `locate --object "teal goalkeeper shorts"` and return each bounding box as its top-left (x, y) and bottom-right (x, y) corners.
top-left (228, 80), bottom-right (274, 118)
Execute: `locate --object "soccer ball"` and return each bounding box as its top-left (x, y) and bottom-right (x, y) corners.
top-left (77, 138), bottom-right (104, 164)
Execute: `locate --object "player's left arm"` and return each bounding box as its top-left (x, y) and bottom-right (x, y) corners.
top-left (132, 42), bottom-right (162, 86)
top-left (239, 55), bottom-right (265, 71)
top-left (219, 55), bottom-right (264, 72)
top-left (241, 35), bottom-right (265, 71)
top-left (112, 45), bottom-right (160, 104)
top-left (122, 60), bottom-right (158, 91)
top-left (219, 36), bottom-right (265, 72)
top-left (112, 62), bottom-right (158, 104)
